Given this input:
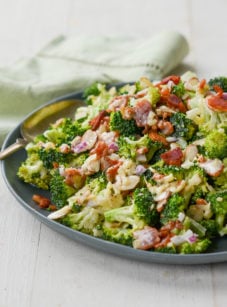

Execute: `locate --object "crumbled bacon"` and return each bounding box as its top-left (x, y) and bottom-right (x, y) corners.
top-left (90, 141), bottom-right (109, 158)
top-left (32, 194), bottom-right (51, 209)
top-left (161, 147), bottom-right (183, 166)
top-left (148, 131), bottom-right (168, 146)
top-left (133, 226), bottom-right (161, 250)
top-left (164, 94), bottom-right (187, 113)
top-left (157, 120), bottom-right (174, 136)
top-left (89, 110), bottom-right (107, 130)
top-left (133, 100), bottom-right (152, 127)
top-left (156, 75), bottom-right (181, 86)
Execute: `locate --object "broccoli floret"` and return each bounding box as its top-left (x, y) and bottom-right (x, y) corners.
top-left (133, 187), bottom-right (159, 226)
top-left (85, 171), bottom-right (107, 192)
top-left (61, 207), bottom-right (103, 236)
top-left (44, 118), bottom-right (87, 145)
top-left (171, 81), bottom-right (186, 98)
top-left (102, 221), bottom-right (133, 246)
top-left (152, 165), bottom-right (185, 181)
top-left (170, 112), bottom-right (198, 141)
top-left (190, 187), bottom-right (207, 204)
top-left (160, 194), bottom-right (185, 225)
top-left (145, 86), bottom-right (161, 106)
top-left (69, 153), bottom-right (89, 168)
top-left (154, 246), bottom-right (177, 254)
top-left (17, 153), bottom-right (51, 190)
top-left (109, 111), bottom-right (141, 136)
top-left (83, 83), bottom-right (101, 103)
top-left (38, 148), bottom-right (70, 169)
top-left (207, 190), bottom-right (227, 232)
top-left (117, 134), bottom-right (162, 162)
top-left (178, 238), bottom-right (211, 254)
top-left (139, 168), bottom-right (157, 187)
top-left (208, 76), bottom-right (227, 92)
top-left (200, 220), bottom-right (219, 238)
top-left (83, 83), bottom-right (116, 109)
top-left (104, 187), bottom-right (159, 230)
top-left (213, 158), bottom-right (227, 189)
top-left (49, 170), bottom-right (76, 209)
top-left (204, 129), bottom-right (227, 159)
top-left (104, 205), bottom-right (145, 230)
top-left (183, 216), bottom-right (207, 237)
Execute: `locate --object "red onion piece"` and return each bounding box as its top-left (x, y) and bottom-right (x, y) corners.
top-left (135, 165), bottom-right (147, 175)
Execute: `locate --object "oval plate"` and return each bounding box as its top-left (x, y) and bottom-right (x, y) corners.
top-left (1, 90), bottom-right (227, 265)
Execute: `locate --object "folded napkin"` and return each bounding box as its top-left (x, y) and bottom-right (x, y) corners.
top-left (0, 31), bottom-right (189, 145)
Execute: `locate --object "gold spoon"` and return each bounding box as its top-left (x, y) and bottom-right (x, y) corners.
top-left (0, 98), bottom-right (85, 160)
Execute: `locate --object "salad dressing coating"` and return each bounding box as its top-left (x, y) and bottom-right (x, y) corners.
top-left (18, 72), bottom-right (227, 254)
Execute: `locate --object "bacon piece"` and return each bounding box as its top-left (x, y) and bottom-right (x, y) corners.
top-left (206, 94), bottom-right (227, 112)
top-left (90, 140), bottom-right (109, 159)
top-left (157, 120), bottom-right (174, 136)
top-left (63, 168), bottom-right (85, 188)
top-left (89, 110), bottom-right (107, 130)
top-left (106, 161), bottom-right (122, 182)
top-left (133, 226), bottom-right (160, 250)
top-left (133, 100), bottom-right (152, 127)
top-left (157, 75), bottom-right (181, 86)
top-left (164, 94), bottom-right (187, 113)
top-left (32, 194), bottom-right (51, 209)
top-left (148, 131), bottom-right (168, 146)
top-left (161, 147), bottom-right (183, 166)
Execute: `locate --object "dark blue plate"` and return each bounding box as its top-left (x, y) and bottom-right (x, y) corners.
top-left (1, 90), bottom-right (227, 264)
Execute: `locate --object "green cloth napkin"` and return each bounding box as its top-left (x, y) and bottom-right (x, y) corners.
top-left (0, 31), bottom-right (189, 145)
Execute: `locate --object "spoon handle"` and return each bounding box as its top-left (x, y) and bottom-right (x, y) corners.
top-left (0, 138), bottom-right (28, 160)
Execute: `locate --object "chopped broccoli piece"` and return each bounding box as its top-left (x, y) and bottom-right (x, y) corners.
top-left (17, 153), bottom-right (51, 190)
top-left (200, 220), bottom-right (219, 238)
top-left (145, 86), bottom-right (161, 106)
top-left (178, 238), bottom-right (211, 254)
top-left (213, 158), bottom-right (227, 189)
top-left (207, 190), bottom-right (227, 232)
top-left (62, 207), bottom-right (103, 236)
top-left (83, 83), bottom-right (101, 102)
top-left (49, 170), bottom-right (76, 209)
top-left (85, 171), bottom-right (107, 192)
top-left (83, 83), bottom-right (116, 109)
top-left (152, 165), bottom-right (185, 181)
top-left (38, 148), bottom-right (70, 169)
top-left (170, 112), bottom-right (198, 141)
top-left (171, 81), bottom-right (186, 98)
top-left (204, 129), bottom-right (227, 159)
top-left (183, 216), bottom-right (207, 237)
top-left (208, 76), bottom-right (227, 92)
top-left (133, 187), bottom-right (159, 226)
top-left (117, 134), bottom-right (162, 161)
top-left (155, 246), bottom-right (177, 254)
top-left (102, 221), bottom-right (133, 246)
top-left (160, 194), bottom-right (185, 225)
top-left (109, 111), bottom-right (141, 136)
top-left (104, 205), bottom-right (145, 230)
top-left (69, 153), bottom-right (89, 167)
top-left (44, 118), bottom-right (87, 145)
top-left (104, 187), bottom-right (159, 231)
top-left (139, 168), bottom-right (157, 187)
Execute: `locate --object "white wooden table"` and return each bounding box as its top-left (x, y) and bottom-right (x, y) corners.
top-left (0, 1), bottom-right (227, 306)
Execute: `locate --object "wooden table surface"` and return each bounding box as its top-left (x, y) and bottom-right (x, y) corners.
top-left (0, 1), bottom-right (226, 306)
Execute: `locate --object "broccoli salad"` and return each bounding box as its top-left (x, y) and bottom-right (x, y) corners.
top-left (18, 72), bottom-right (227, 254)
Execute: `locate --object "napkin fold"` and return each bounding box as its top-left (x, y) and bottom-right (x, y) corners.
top-left (0, 31), bottom-right (189, 145)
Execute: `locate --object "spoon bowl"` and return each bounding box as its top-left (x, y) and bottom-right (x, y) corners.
top-left (0, 98), bottom-right (85, 160)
